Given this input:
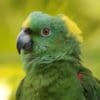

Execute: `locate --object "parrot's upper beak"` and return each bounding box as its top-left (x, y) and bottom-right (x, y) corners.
top-left (16, 28), bottom-right (33, 54)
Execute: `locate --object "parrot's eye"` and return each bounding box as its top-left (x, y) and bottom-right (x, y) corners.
top-left (41, 28), bottom-right (51, 37)
top-left (24, 28), bottom-right (32, 35)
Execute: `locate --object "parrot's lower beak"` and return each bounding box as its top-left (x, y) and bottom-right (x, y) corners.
top-left (16, 29), bottom-right (33, 54)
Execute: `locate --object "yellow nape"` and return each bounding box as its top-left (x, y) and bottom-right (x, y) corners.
top-left (61, 15), bottom-right (83, 43)
top-left (22, 16), bottom-right (30, 28)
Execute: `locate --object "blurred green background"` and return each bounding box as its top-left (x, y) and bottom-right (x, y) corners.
top-left (0, 0), bottom-right (100, 100)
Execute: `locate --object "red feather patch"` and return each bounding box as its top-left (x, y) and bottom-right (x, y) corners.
top-left (77, 72), bottom-right (84, 80)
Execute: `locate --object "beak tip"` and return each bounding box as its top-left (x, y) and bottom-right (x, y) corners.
top-left (16, 42), bottom-right (21, 54)
top-left (17, 49), bottom-right (21, 54)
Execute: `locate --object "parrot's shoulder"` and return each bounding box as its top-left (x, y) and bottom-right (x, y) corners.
top-left (76, 66), bottom-right (100, 100)
top-left (16, 78), bottom-right (25, 100)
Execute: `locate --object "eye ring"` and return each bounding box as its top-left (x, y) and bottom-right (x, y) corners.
top-left (41, 27), bottom-right (51, 37)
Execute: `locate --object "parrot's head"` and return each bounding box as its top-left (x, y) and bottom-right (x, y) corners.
top-left (16, 12), bottom-right (83, 70)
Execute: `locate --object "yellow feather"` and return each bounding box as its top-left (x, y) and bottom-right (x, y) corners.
top-left (22, 16), bottom-right (30, 28)
top-left (61, 15), bottom-right (83, 43)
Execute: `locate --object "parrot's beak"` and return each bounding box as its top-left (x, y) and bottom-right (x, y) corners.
top-left (16, 28), bottom-right (33, 54)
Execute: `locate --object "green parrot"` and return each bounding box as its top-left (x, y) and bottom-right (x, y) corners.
top-left (16, 11), bottom-right (100, 100)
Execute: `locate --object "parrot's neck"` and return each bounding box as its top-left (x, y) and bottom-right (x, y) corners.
top-left (24, 52), bottom-right (81, 74)
top-left (23, 59), bottom-right (85, 100)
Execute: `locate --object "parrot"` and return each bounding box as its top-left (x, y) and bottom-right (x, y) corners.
top-left (16, 11), bottom-right (100, 100)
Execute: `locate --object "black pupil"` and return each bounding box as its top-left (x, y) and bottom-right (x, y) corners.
top-left (43, 28), bottom-right (50, 35)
